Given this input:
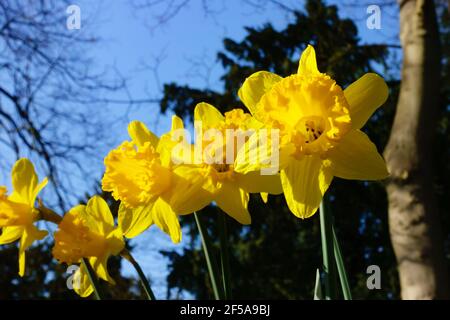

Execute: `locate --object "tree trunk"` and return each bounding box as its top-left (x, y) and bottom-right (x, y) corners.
top-left (384, 0), bottom-right (448, 299)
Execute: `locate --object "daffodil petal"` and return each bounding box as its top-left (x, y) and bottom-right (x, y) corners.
top-left (235, 171), bottom-right (283, 195)
top-left (327, 130), bottom-right (389, 180)
top-left (156, 136), bottom-right (175, 167)
top-left (106, 228), bottom-right (126, 256)
top-left (11, 158), bottom-right (38, 205)
top-left (215, 182), bottom-right (250, 225)
top-left (280, 156), bottom-right (333, 219)
top-left (260, 193), bottom-right (269, 203)
top-left (234, 132), bottom-right (295, 174)
top-left (0, 226), bottom-right (23, 244)
top-left (157, 117), bottom-right (191, 166)
top-left (118, 202), bottom-right (154, 238)
top-left (238, 71), bottom-right (282, 115)
top-left (73, 264), bottom-right (94, 298)
top-left (128, 120), bottom-right (159, 148)
top-left (344, 73), bottom-right (389, 129)
top-left (298, 45), bottom-right (320, 75)
top-left (85, 196), bottom-right (114, 235)
top-left (18, 225), bottom-right (48, 276)
top-left (170, 166), bottom-right (213, 215)
top-left (152, 198), bottom-right (181, 243)
top-left (91, 256), bottom-right (114, 284)
top-left (233, 134), bottom-right (261, 174)
top-left (31, 177), bottom-right (48, 205)
top-left (194, 102), bottom-right (224, 126)
top-left (171, 115), bottom-right (184, 130)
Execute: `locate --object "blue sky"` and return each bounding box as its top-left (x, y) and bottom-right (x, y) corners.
top-left (2, 0), bottom-right (400, 298)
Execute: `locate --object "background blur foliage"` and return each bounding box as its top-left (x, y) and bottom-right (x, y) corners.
top-left (0, 0), bottom-right (448, 300)
top-left (160, 0), bottom-right (449, 300)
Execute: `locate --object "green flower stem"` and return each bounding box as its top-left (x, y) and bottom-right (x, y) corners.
top-left (319, 197), bottom-right (337, 299)
top-left (332, 226), bottom-right (352, 300)
top-left (314, 268), bottom-right (323, 300)
top-left (194, 212), bottom-right (223, 300)
top-left (218, 213), bottom-right (232, 299)
top-left (121, 249), bottom-right (156, 300)
top-left (81, 258), bottom-right (104, 300)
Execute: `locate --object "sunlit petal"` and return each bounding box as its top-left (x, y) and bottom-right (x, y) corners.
top-left (118, 202), bottom-right (154, 238)
top-left (151, 198), bottom-right (181, 243)
top-left (215, 182), bottom-right (250, 225)
top-left (18, 225), bottom-right (48, 276)
top-left (344, 73), bottom-right (389, 129)
top-left (238, 71), bottom-right (282, 115)
top-left (327, 130), bottom-right (389, 180)
top-left (298, 45), bottom-right (320, 75)
top-left (128, 120), bottom-right (159, 148)
top-left (281, 155), bottom-right (333, 219)
top-left (194, 102), bottom-right (224, 126)
top-left (11, 159), bottom-right (38, 205)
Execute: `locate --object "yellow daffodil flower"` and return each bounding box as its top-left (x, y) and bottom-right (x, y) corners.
top-left (52, 196), bottom-right (124, 297)
top-left (236, 45), bottom-right (389, 219)
top-left (192, 102), bottom-right (283, 224)
top-left (102, 118), bottom-right (213, 243)
top-left (0, 158), bottom-right (48, 276)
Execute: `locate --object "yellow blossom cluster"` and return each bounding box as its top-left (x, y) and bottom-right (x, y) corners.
top-left (0, 45), bottom-right (388, 298)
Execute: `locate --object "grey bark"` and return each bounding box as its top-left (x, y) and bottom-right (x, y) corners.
top-left (384, 0), bottom-right (448, 299)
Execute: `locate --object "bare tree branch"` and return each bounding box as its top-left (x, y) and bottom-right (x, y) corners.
top-left (0, 0), bottom-right (158, 210)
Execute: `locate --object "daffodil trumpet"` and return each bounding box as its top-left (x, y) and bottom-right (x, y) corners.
top-left (52, 196), bottom-right (126, 298)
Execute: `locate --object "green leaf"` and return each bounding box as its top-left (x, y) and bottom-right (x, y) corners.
top-left (314, 268), bottom-right (323, 300)
top-left (333, 226), bottom-right (352, 300)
